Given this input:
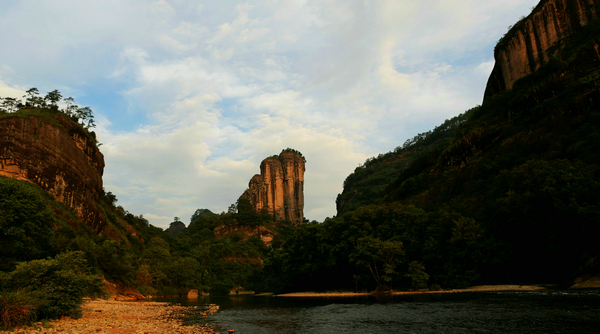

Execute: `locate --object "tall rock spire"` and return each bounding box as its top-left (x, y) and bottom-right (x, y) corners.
top-left (240, 149), bottom-right (305, 224)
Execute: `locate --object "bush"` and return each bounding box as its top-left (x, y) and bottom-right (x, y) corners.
top-left (0, 176), bottom-right (54, 271)
top-left (2, 251), bottom-right (105, 320)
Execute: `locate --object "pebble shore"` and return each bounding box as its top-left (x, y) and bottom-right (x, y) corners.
top-left (1, 300), bottom-right (223, 334)
top-left (276, 284), bottom-right (550, 297)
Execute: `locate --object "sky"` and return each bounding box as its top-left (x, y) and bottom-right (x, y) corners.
top-left (0, 0), bottom-right (540, 228)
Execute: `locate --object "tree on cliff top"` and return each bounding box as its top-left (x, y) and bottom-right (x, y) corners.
top-left (281, 148), bottom-right (306, 163)
top-left (0, 88), bottom-right (96, 130)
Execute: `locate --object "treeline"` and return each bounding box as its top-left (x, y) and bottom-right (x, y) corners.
top-left (257, 203), bottom-right (486, 293)
top-left (336, 109), bottom-right (472, 215)
top-left (1, 88), bottom-right (96, 130)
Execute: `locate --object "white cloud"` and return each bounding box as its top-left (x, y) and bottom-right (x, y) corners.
top-left (0, 79), bottom-right (25, 99)
top-left (378, 38), bottom-right (413, 95)
top-left (0, 0), bottom-right (542, 228)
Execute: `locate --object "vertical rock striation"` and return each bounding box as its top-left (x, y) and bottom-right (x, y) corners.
top-left (0, 113), bottom-right (106, 232)
top-left (485, 0), bottom-right (600, 98)
top-left (241, 150), bottom-right (305, 224)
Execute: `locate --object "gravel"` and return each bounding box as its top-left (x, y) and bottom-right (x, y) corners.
top-left (1, 299), bottom-right (226, 334)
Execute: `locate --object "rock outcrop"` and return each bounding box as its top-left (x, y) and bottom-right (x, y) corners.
top-left (214, 223), bottom-right (275, 246)
top-left (485, 0), bottom-right (600, 98)
top-left (240, 150), bottom-right (305, 224)
top-left (0, 112), bottom-right (106, 232)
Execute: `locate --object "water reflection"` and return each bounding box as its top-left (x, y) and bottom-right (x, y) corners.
top-left (155, 289), bottom-right (600, 334)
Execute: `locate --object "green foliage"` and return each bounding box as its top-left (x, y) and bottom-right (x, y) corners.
top-left (235, 198), bottom-right (273, 226)
top-left (190, 208), bottom-right (215, 223)
top-left (337, 110), bottom-right (471, 215)
top-left (1, 252), bottom-right (104, 321)
top-left (263, 203), bottom-right (488, 292)
top-left (95, 240), bottom-right (138, 285)
top-left (350, 236), bottom-right (404, 291)
top-left (406, 261), bottom-right (429, 290)
top-left (0, 177), bottom-right (54, 271)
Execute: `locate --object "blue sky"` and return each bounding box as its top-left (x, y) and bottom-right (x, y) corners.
top-left (0, 0), bottom-right (540, 228)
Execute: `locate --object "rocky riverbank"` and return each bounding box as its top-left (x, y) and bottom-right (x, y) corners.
top-left (0, 299), bottom-right (224, 334)
top-left (275, 284), bottom-right (551, 297)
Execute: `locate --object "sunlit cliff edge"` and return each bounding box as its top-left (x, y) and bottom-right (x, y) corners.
top-left (240, 149), bottom-right (305, 225)
top-left (485, 0), bottom-right (600, 98)
top-left (0, 111), bottom-right (105, 229)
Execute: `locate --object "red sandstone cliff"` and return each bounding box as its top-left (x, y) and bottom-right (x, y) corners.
top-left (485, 0), bottom-right (600, 98)
top-left (0, 111), bottom-right (107, 232)
top-left (240, 150), bottom-right (305, 224)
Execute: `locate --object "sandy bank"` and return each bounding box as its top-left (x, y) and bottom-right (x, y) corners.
top-left (275, 285), bottom-right (550, 297)
top-left (1, 299), bottom-right (222, 334)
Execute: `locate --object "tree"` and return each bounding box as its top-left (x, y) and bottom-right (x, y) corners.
top-left (190, 208), bottom-right (215, 223)
top-left (1, 97), bottom-right (18, 113)
top-left (75, 106), bottom-right (95, 129)
top-left (405, 261), bottom-right (429, 290)
top-left (23, 88), bottom-right (39, 107)
top-left (0, 177), bottom-right (54, 271)
top-left (350, 236), bottom-right (404, 292)
top-left (167, 218), bottom-right (186, 237)
top-left (44, 90), bottom-right (62, 109)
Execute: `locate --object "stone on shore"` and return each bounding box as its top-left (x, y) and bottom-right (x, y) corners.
top-left (0, 299), bottom-right (221, 334)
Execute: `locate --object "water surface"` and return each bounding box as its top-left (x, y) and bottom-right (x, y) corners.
top-left (154, 289), bottom-right (600, 333)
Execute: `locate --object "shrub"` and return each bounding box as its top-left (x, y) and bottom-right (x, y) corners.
top-left (0, 176), bottom-right (54, 271)
top-left (2, 251), bottom-right (105, 320)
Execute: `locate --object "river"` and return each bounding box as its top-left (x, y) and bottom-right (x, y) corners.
top-left (154, 289), bottom-right (600, 333)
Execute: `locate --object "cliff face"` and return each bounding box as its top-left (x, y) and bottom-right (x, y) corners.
top-left (0, 113), bottom-right (106, 232)
top-left (485, 0), bottom-right (600, 98)
top-left (241, 151), bottom-right (305, 224)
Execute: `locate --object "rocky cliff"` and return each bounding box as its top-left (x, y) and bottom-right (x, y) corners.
top-left (240, 150), bottom-right (305, 224)
top-left (0, 111), bottom-right (107, 232)
top-left (485, 0), bottom-right (600, 98)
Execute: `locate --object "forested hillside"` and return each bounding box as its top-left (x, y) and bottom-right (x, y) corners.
top-left (323, 2), bottom-right (600, 290)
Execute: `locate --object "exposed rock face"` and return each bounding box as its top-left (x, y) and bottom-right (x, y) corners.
top-left (485, 0), bottom-right (600, 98)
top-left (103, 279), bottom-right (146, 300)
top-left (0, 113), bottom-right (106, 232)
top-left (214, 222), bottom-right (275, 246)
top-left (241, 151), bottom-right (305, 224)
